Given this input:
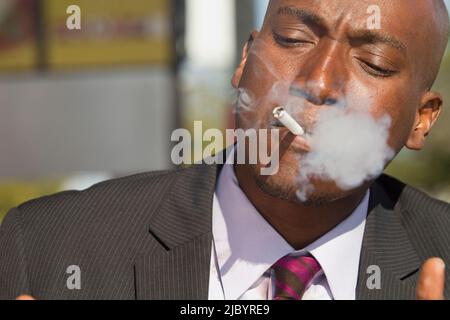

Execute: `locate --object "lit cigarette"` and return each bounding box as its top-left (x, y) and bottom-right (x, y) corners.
top-left (272, 107), bottom-right (305, 136)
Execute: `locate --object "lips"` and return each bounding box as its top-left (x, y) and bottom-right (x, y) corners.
top-left (270, 118), bottom-right (312, 135)
top-left (270, 126), bottom-right (312, 153)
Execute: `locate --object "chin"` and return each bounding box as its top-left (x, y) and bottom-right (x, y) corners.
top-left (251, 162), bottom-right (359, 207)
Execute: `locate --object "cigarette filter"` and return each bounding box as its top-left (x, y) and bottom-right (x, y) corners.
top-left (272, 107), bottom-right (305, 136)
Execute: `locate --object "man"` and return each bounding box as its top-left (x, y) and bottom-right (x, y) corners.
top-left (0, 0), bottom-right (449, 300)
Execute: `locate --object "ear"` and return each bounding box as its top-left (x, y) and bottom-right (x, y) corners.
top-left (231, 31), bottom-right (258, 88)
top-left (406, 91), bottom-right (443, 151)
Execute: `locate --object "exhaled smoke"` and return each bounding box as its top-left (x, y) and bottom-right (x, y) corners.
top-left (236, 88), bottom-right (254, 114)
top-left (296, 107), bottom-right (395, 201)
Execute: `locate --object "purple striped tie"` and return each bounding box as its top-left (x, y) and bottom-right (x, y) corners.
top-left (272, 255), bottom-right (322, 300)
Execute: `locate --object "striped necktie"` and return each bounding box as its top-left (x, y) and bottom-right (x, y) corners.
top-left (272, 254), bottom-right (322, 300)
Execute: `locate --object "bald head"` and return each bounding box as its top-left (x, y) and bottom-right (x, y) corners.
top-left (435, 0), bottom-right (450, 42)
top-left (428, 0), bottom-right (450, 87)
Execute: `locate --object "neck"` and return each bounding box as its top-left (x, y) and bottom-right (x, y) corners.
top-left (234, 164), bottom-right (369, 250)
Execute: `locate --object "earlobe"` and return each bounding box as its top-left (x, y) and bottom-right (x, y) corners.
top-left (406, 113), bottom-right (426, 151)
top-left (231, 31), bottom-right (258, 88)
top-left (406, 91), bottom-right (443, 151)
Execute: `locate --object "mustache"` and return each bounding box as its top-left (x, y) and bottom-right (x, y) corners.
top-left (288, 86), bottom-right (340, 107)
top-left (236, 86), bottom-right (345, 134)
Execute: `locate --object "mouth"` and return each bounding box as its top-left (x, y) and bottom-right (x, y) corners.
top-left (269, 125), bottom-right (312, 153)
top-left (270, 118), bottom-right (312, 135)
top-left (266, 107), bottom-right (311, 153)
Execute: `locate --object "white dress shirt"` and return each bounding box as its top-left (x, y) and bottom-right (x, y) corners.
top-left (208, 149), bottom-right (370, 300)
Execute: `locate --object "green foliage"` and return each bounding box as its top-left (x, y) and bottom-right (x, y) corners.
top-left (0, 181), bottom-right (61, 223)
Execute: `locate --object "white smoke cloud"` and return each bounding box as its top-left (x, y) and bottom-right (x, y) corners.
top-left (296, 107), bottom-right (395, 201)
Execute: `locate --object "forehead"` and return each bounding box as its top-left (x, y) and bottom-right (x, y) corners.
top-left (266, 0), bottom-right (437, 54)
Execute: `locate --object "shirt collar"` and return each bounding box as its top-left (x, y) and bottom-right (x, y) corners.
top-left (213, 164), bottom-right (292, 300)
top-left (213, 149), bottom-right (369, 300)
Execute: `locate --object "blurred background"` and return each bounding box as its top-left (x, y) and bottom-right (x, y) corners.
top-left (0, 0), bottom-right (449, 222)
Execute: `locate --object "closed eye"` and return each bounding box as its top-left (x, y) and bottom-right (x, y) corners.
top-left (273, 32), bottom-right (314, 48)
top-left (356, 58), bottom-right (397, 78)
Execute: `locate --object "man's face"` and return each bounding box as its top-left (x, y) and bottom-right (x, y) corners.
top-left (233, 0), bottom-right (444, 204)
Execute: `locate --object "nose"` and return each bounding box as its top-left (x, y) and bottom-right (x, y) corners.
top-left (290, 41), bottom-right (347, 106)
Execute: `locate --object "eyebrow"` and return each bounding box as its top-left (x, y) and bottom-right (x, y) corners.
top-left (276, 6), bottom-right (407, 56)
top-left (277, 6), bottom-right (328, 33)
top-left (349, 30), bottom-right (407, 56)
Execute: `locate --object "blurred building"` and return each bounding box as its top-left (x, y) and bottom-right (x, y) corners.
top-left (0, 0), bottom-right (177, 183)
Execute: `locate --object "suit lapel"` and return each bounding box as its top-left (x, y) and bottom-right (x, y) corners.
top-left (135, 162), bottom-right (221, 300)
top-left (135, 233), bottom-right (213, 300)
top-left (356, 179), bottom-right (421, 300)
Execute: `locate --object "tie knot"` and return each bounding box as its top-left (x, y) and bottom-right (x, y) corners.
top-left (272, 255), bottom-right (322, 300)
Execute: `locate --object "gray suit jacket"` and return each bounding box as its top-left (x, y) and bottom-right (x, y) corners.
top-left (0, 160), bottom-right (449, 300)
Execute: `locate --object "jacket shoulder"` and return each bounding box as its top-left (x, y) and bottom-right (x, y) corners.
top-left (378, 174), bottom-right (450, 217)
top-left (4, 169), bottom-right (185, 250)
top-left (10, 169), bottom-right (185, 229)
top-left (378, 174), bottom-right (450, 256)
top-left (0, 168), bottom-right (192, 299)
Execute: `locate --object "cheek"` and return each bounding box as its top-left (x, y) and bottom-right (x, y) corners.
top-left (386, 106), bottom-right (417, 151)
top-left (371, 98), bottom-right (418, 151)
top-left (346, 81), bottom-right (418, 150)
top-left (237, 52), bottom-right (296, 128)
